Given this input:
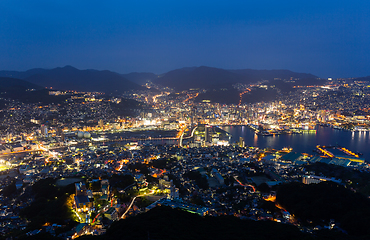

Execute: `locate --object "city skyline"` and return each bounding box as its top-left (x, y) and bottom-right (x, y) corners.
top-left (2, 2), bottom-right (370, 238)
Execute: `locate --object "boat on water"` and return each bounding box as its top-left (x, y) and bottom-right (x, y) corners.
top-left (257, 131), bottom-right (274, 136)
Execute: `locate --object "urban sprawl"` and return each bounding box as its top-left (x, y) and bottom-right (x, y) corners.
top-left (1, 78), bottom-right (370, 239)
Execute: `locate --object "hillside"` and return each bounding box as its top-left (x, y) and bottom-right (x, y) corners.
top-left (229, 69), bottom-right (317, 82)
top-left (0, 77), bottom-right (72, 105)
top-left (0, 77), bottom-right (42, 92)
top-left (276, 181), bottom-right (370, 237)
top-left (0, 68), bottom-right (48, 79)
top-left (2, 89), bottom-right (70, 104)
top-left (79, 206), bottom-right (312, 240)
top-left (121, 72), bottom-right (158, 85)
top-left (154, 66), bottom-right (320, 90)
top-left (24, 66), bottom-right (143, 94)
top-left (0, 66), bottom-right (143, 94)
top-left (154, 66), bottom-right (248, 90)
top-left (0, 66), bottom-right (323, 94)
top-left (352, 76), bottom-right (370, 82)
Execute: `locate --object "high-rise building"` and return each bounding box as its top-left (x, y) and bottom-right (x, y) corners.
top-left (205, 126), bottom-right (209, 143)
top-left (98, 119), bottom-right (104, 128)
top-left (239, 137), bottom-right (245, 148)
top-left (40, 125), bottom-right (48, 137)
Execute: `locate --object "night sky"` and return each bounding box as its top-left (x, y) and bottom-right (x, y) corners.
top-left (1, 0), bottom-right (369, 78)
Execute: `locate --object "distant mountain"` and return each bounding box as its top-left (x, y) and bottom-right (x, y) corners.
top-left (0, 77), bottom-right (42, 92)
top-left (121, 72), bottom-right (158, 85)
top-left (229, 69), bottom-right (317, 81)
top-left (0, 66), bottom-right (143, 94)
top-left (353, 76), bottom-right (370, 82)
top-left (0, 68), bottom-right (48, 79)
top-left (23, 66), bottom-right (143, 93)
top-left (154, 66), bottom-right (319, 90)
top-left (195, 88), bottom-right (279, 105)
top-left (0, 66), bottom-right (322, 93)
top-left (154, 66), bottom-right (249, 90)
top-left (0, 78), bottom-right (65, 105)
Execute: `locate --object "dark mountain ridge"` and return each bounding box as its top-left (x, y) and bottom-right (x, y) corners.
top-left (0, 66), bottom-right (143, 94)
top-left (353, 76), bottom-right (370, 82)
top-left (0, 65), bottom-right (323, 93)
top-left (0, 68), bottom-right (47, 79)
top-left (0, 77), bottom-right (42, 92)
top-left (229, 69), bottom-right (317, 81)
top-left (154, 66), bottom-right (251, 90)
top-left (154, 66), bottom-right (320, 90)
top-left (24, 66), bottom-right (143, 93)
top-left (121, 72), bottom-right (158, 85)
top-left (0, 77), bottom-right (68, 105)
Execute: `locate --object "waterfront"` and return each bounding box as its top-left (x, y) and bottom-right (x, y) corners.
top-left (220, 125), bottom-right (370, 162)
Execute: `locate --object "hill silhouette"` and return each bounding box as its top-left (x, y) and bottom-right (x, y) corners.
top-left (353, 76), bottom-right (370, 82)
top-left (78, 206), bottom-right (312, 240)
top-left (121, 72), bottom-right (159, 85)
top-left (0, 77), bottom-right (42, 92)
top-left (154, 66), bottom-right (320, 90)
top-left (229, 69), bottom-right (317, 81)
top-left (0, 66), bottom-right (143, 94)
top-left (0, 77), bottom-right (72, 104)
top-left (195, 88), bottom-right (279, 104)
top-left (276, 181), bottom-right (370, 237)
top-left (0, 68), bottom-right (47, 79)
top-left (23, 66), bottom-right (143, 94)
top-left (154, 66), bottom-right (249, 90)
top-left (0, 66), bottom-right (323, 94)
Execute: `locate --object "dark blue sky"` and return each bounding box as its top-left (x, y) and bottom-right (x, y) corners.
top-left (1, 0), bottom-right (369, 78)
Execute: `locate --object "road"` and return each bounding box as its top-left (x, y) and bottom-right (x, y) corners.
top-left (233, 176), bottom-right (256, 192)
top-left (120, 189), bottom-right (155, 219)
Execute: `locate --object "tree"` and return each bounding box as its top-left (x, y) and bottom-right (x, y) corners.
top-left (257, 183), bottom-right (270, 193)
top-left (2, 181), bottom-right (17, 197)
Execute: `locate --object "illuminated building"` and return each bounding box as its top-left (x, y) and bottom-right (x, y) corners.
top-left (74, 182), bottom-right (93, 212)
top-left (41, 125), bottom-right (48, 137)
top-left (238, 137), bottom-right (245, 147)
top-left (302, 175), bottom-right (341, 185)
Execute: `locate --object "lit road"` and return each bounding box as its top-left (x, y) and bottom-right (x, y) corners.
top-left (180, 126), bottom-right (197, 147)
top-left (238, 88), bottom-right (251, 105)
top-left (120, 189), bottom-right (155, 219)
top-left (233, 176), bottom-right (256, 192)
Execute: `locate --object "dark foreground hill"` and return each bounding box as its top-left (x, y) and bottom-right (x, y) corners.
top-left (78, 206), bottom-right (312, 240)
top-left (276, 181), bottom-right (370, 238)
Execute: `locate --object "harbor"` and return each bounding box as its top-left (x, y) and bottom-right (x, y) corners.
top-left (220, 125), bottom-right (370, 162)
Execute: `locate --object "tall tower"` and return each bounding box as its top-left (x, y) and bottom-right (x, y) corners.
top-left (205, 126), bottom-right (209, 143)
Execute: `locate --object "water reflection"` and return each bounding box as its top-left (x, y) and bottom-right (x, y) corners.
top-left (253, 133), bottom-right (258, 146)
top-left (220, 125), bottom-right (369, 162)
